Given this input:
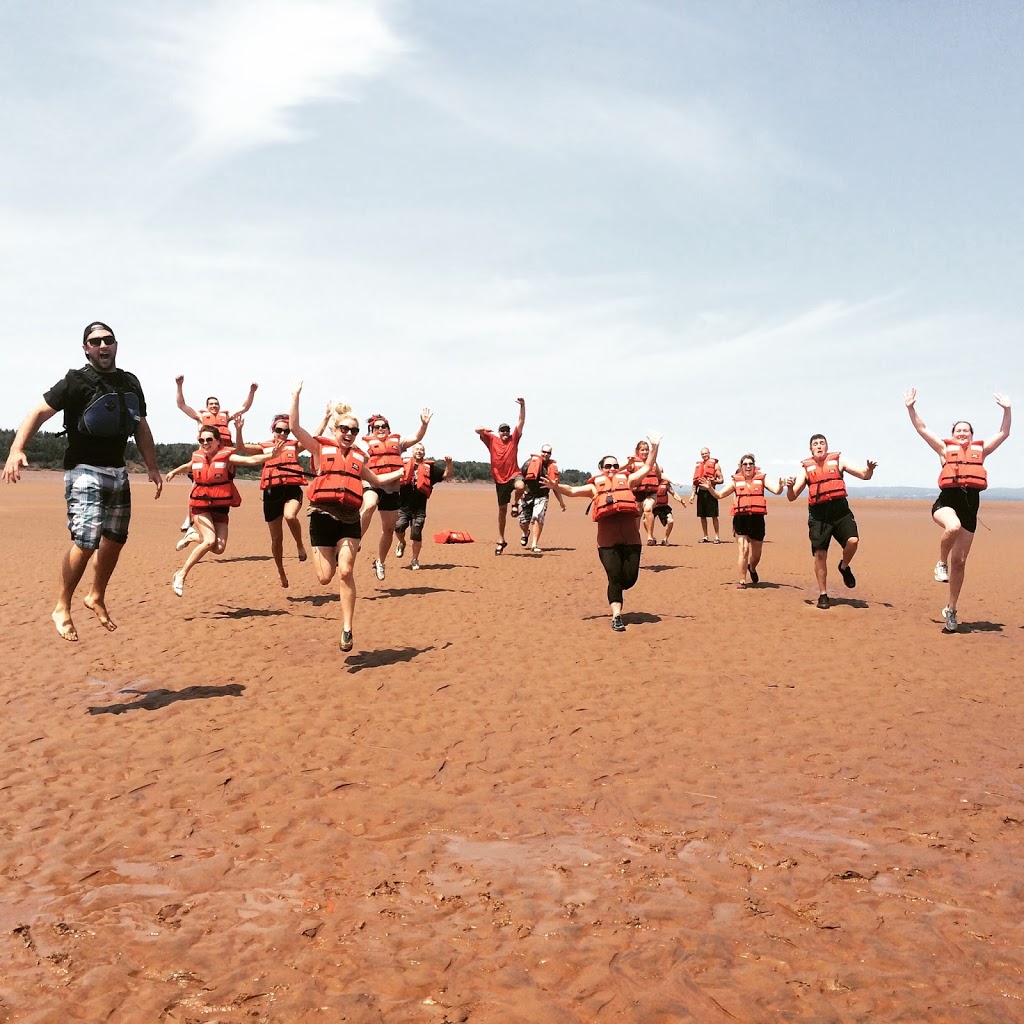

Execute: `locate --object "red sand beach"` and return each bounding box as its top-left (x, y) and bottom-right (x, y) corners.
top-left (2, 475), bottom-right (1023, 1022)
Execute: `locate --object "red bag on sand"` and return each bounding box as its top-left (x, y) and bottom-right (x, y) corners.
top-left (433, 530), bottom-right (474, 544)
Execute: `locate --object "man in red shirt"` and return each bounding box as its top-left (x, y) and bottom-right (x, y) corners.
top-left (475, 397), bottom-right (526, 554)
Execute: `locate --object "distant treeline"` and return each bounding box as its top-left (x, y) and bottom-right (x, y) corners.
top-left (0, 429), bottom-right (590, 485)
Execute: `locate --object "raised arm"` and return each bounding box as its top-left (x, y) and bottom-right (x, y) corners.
top-left (983, 393), bottom-right (1012, 456)
top-left (549, 480), bottom-right (596, 500)
top-left (2, 399), bottom-right (58, 483)
top-left (175, 375), bottom-right (201, 421)
top-left (703, 479), bottom-right (735, 501)
top-left (288, 382), bottom-right (319, 453)
top-left (231, 414), bottom-right (265, 455)
top-left (515, 397), bottom-right (526, 434)
top-left (842, 458), bottom-right (878, 482)
top-left (235, 382), bottom-right (258, 417)
top-left (402, 408), bottom-right (431, 449)
top-left (904, 387), bottom-right (945, 457)
top-left (764, 475), bottom-right (785, 496)
top-left (442, 456), bottom-right (454, 481)
top-left (228, 442), bottom-right (283, 468)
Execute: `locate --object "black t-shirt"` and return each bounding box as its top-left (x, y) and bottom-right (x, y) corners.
top-left (44, 365), bottom-right (147, 470)
top-left (399, 461), bottom-right (447, 513)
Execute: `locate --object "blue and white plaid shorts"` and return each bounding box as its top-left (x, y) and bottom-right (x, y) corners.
top-left (64, 465), bottom-right (132, 548)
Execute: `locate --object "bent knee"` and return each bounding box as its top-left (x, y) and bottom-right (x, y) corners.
top-left (212, 540), bottom-right (227, 554)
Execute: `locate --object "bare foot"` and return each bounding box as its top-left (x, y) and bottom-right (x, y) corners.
top-left (51, 610), bottom-right (79, 642)
top-left (278, 571), bottom-right (290, 589)
top-left (84, 595), bottom-right (117, 631)
top-left (297, 548), bottom-right (308, 562)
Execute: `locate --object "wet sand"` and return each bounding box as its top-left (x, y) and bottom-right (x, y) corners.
top-left (2, 475), bottom-right (1023, 1022)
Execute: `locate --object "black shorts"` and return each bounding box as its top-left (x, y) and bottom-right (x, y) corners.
top-left (733, 512), bottom-right (766, 542)
top-left (651, 505), bottom-right (672, 525)
top-left (309, 510), bottom-right (362, 547)
top-left (808, 510), bottom-right (858, 552)
top-left (395, 507), bottom-right (427, 542)
top-left (495, 478), bottom-right (522, 507)
top-left (932, 488), bottom-right (980, 534)
top-left (369, 487), bottom-right (401, 513)
top-left (262, 484), bottom-right (303, 523)
top-left (696, 491), bottom-right (719, 517)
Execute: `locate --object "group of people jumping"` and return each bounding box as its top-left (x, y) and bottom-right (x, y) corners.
top-left (0, 321), bottom-right (1013, 647)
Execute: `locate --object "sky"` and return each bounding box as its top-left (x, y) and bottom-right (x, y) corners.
top-left (2, 0), bottom-right (1022, 486)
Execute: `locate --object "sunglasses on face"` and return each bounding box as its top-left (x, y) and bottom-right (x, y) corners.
top-left (337, 425), bottom-right (359, 435)
top-left (741, 461), bottom-right (754, 466)
top-left (603, 463), bottom-right (619, 471)
top-left (85, 336), bottom-right (116, 347)
top-left (199, 437), bottom-right (218, 445)
top-left (273, 427), bottom-right (290, 435)
top-left (374, 423), bottom-right (390, 431)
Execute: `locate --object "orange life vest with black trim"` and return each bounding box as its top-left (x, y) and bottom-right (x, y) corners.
top-left (802, 452), bottom-right (847, 506)
top-left (307, 439), bottom-right (367, 510)
top-left (401, 458), bottom-right (435, 498)
top-left (259, 439), bottom-right (306, 489)
top-left (693, 457), bottom-right (719, 485)
top-left (589, 471), bottom-right (640, 521)
top-left (190, 447), bottom-right (241, 508)
top-left (654, 480), bottom-right (673, 507)
top-left (524, 454), bottom-right (559, 485)
top-left (199, 410), bottom-right (232, 444)
top-left (938, 439), bottom-right (987, 491)
top-left (633, 462), bottom-right (661, 495)
top-left (365, 432), bottom-right (403, 474)
top-left (732, 471), bottom-right (767, 515)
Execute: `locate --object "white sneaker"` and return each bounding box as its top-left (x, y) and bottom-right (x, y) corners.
top-left (373, 558), bottom-right (386, 581)
top-left (175, 530), bottom-right (199, 551)
top-left (395, 539), bottom-right (405, 558)
top-left (934, 561), bottom-right (949, 583)
top-left (942, 606), bottom-right (959, 633)
top-left (410, 559), bottom-right (421, 570)
top-left (179, 515), bottom-right (191, 533)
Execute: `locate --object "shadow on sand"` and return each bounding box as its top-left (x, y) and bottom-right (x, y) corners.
top-left (88, 683), bottom-right (245, 716)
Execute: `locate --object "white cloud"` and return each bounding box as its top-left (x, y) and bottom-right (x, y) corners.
top-left (150, 0), bottom-right (407, 159)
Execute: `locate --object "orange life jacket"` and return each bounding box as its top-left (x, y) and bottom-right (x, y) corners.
top-left (693, 457), bottom-right (719, 485)
top-left (938, 439), bottom-right (987, 491)
top-left (307, 439), bottom-right (367, 510)
top-left (732, 471), bottom-right (767, 515)
top-left (190, 447), bottom-right (241, 508)
top-left (199, 410), bottom-right (232, 444)
top-left (802, 452), bottom-right (847, 506)
top-left (524, 454), bottom-right (559, 485)
top-left (589, 471), bottom-right (640, 521)
top-left (654, 480), bottom-right (673, 507)
top-left (365, 432), bottom-right (403, 474)
top-left (633, 462), bottom-right (661, 495)
top-left (401, 458), bottom-right (435, 498)
top-left (259, 439), bottom-right (306, 489)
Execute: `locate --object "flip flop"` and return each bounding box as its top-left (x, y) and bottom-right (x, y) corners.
top-left (495, 541), bottom-right (508, 555)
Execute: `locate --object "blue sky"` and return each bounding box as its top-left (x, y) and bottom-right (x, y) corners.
top-left (3, 0), bottom-right (1022, 486)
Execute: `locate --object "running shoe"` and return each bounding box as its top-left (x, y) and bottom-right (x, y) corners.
top-left (699, 538), bottom-right (710, 544)
top-left (942, 606), bottom-right (959, 633)
top-left (611, 615), bottom-right (626, 632)
top-left (373, 558), bottom-right (386, 581)
top-left (410, 559), bottom-right (421, 570)
top-left (838, 560), bottom-right (856, 589)
top-left (395, 539), bottom-right (405, 558)
top-left (531, 546), bottom-right (542, 554)
top-left (175, 530), bottom-right (199, 552)
top-left (339, 629), bottom-right (354, 652)
top-left (660, 539), bottom-right (669, 546)
top-left (179, 515), bottom-right (191, 533)
top-left (934, 561), bottom-right (949, 583)
top-left (749, 567), bottom-right (759, 584)
top-left (647, 538), bottom-right (656, 546)
top-left (712, 538), bottom-right (722, 544)
top-left (816, 594), bottom-right (830, 610)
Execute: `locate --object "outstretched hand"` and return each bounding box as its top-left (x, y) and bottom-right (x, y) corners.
top-left (647, 430), bottom-right (663, 447)
top-left (2, 450), bottom-right (29, 484)
top-left (903, 387), bottom-right (917, 408)
top-left (866, 460), bottom-right (878, 477)
top-left (421, 408), bottom-right (433, 424)
top-left (995, 392), bottom-right (1012, 409)
top-left (292, 380), bottom-right (303, 396)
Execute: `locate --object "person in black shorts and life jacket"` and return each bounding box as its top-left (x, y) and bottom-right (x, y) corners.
top-left (905, 388), bottom-right (1011, 634)
top-left (3, 321), bottom-right (163, 641)
top-left (547, 432), bottom-right (662, 632)
top-left (476, 398), bottom-right (527, 555)
top-left (288, 381), bottom-right (404, 653)
top-left (359, 408), bottom-right (432, 582)
top-left (233, 412), bottom-right (310, 588)
top-left (174, 375), bottom-right (258, 534)
top-left (517, 444), bottom-right (566, 554)
top-left (785, 434), bottom-right (877, 609)
top-left (691, 447), bottom-right (725, 543)
top-left (165, 423), bottom-right (283, 597)
top-left (701, 453), bottom-right (785, 587)
top-left (393, 444), bottom-right (453, 569)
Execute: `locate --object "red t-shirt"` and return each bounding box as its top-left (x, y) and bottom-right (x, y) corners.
top-left (596, 512), bottom-right (642, 548)
top-left (480, 427), bottom-right (522, 484)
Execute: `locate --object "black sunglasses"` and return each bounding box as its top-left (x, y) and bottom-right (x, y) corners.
top-left (273, 427), bottom-right (290, 435)
top-left (85, 336), bottom-right (116, 347)
top-left (337, 425), bottom-right (359, 435)
top-left (603, 462), bottom-right (619, 470)
top-left (199, 437), bottom-right (218, 444)
top-left (741, 460), bottom-right (754, 466)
